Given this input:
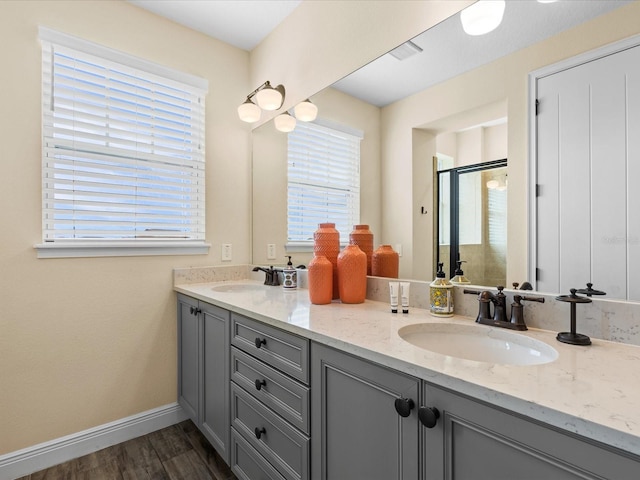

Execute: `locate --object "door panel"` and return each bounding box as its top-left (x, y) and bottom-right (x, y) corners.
top-left (536, 43), bottom-right (640, 299)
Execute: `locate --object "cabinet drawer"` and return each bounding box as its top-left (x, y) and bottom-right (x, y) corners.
top-left (231, 428), bottom-right (286, 480)
top-left (231, 314), bottom-right (309, 384)
top-left (231, 383), bottom-right (309, 480)
top-left (232, 346), bottom-right (310, 434)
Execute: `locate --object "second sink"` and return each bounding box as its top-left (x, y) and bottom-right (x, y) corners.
top-left (398, 322), bottom-right (558, 366)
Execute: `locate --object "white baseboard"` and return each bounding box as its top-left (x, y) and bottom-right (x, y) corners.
top-left (0, 403), bottom-right (188, 480)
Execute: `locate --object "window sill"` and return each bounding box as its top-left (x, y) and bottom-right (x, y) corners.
top-left (35, 241), bottom-right (211, 259)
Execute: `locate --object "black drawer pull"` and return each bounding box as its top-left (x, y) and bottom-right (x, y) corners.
top-left (255, 379), bottom-right (266, 391)
top-left (394, 397), bottom-right (415, 418)
top-left (255, 337), bottom-right (267, 349)
top-left (418, 406), bottom-right (440, 428)
top-left (254, 427), bottom-right (266, 440)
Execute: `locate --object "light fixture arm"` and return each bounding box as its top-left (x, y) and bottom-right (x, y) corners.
top-left (246, 80), bottom-right (286, 110)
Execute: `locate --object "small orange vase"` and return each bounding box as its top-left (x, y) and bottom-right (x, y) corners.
top-left (308, 255), bottom-right (333, 305)
top-left (349, 224), bottom-right (374, 276)
top-left (371, 245), bottom-right (399, 278)
top-left (314, 223), bottom-right (340, 299)
top-left (337, 244), bottom-right (367, 304)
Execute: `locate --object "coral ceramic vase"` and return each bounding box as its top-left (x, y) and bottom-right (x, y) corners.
top-left (372, 244), bottom-right (399, 278)
top-left (313, 223), bottom-right (340, 299)
top-left (337, 244), bottom-right (367, 304)
top-left (308, 255), bottom-right (333, 305)
top-left (349, 224), bottom-right (374, 276)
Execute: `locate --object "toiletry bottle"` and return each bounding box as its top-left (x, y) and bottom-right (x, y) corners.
top-left (450, 260), bottom-right (471, 285)
top-left (283, 256), bottom-right (297, 289)
top-left (430, 262), bottom-right (454, 317)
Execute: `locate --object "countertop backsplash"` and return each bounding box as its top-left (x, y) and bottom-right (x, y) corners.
top-left (174, 265), bottom-right (640, 347)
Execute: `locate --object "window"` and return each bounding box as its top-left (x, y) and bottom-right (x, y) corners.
top-left (37, 28), bottom-right (208, 258)
top-left (287, 121), bottom-right (362, 245)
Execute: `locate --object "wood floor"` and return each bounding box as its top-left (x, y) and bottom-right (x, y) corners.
top-left (16, 420), bottom-right (238, 480)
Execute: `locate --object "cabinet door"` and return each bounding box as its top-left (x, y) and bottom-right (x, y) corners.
top-left (311, 343), bottom-right (420, 480)
top-left (201, 301), bottom-right (230, 464)
top-left (177, 294), bottom-right (199, 423)
top-left (423, 383), bottom-right (640, 480)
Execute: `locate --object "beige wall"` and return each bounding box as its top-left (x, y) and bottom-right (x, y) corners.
top-left (252, 87), bottom-right (382, 266)
top-left (0, 0), bottom-right (251, 454)
top-left (381, 2), bottom-right (640, 282)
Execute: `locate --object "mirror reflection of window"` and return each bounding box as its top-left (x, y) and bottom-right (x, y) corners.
top-left (286, 121), bottom-right (363, 245)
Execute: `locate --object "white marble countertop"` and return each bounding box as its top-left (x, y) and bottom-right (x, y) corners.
top-left (175, 280), bottom-right (640, 457)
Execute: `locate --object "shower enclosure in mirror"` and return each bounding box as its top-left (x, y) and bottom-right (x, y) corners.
top-left (437, 159), bottom-right (507, 287)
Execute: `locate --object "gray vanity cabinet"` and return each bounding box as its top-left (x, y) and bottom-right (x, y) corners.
top-left (177, 293), bottom-right (230, 464)
top-left (230, 313), bottom-right (310, 480)
top-left (422, 383), bottom-right (640, 480)
top-left (311, 342), bottom-right (421, 480)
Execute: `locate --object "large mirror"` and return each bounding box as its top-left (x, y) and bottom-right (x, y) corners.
top-left (252, 0), bottom-right (636, 299)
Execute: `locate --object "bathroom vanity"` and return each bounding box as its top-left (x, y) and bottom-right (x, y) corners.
top-left (175, 279), bottom-right (640, 480)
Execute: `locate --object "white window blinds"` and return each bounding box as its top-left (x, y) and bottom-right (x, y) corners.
top-left (41, 30), bottom-right (207, 245)
top-left (287, 121), bottom-right (362, 244)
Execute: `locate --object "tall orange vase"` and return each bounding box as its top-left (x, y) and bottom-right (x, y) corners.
top-left (313, 223), bottom-right (340, 299)
top-left (349, 224), bottom-right (374, 276)
top-left (308, 255), bottom-right (333, 305)
top-left (337, 245), bottom-right (367, 303)
top-left (371, 244), bottom-right (399, 278)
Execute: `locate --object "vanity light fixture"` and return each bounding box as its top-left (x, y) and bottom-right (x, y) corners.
top-left (237, 80), bottom-right (286, 123)
top-left (460, 0), bottom-right (506, 36)
top-left (274, 111), bottom-right (297, 132)
top-left (294, 99), bottom-right (318, 122)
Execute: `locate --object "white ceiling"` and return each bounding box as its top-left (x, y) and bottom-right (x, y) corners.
top-left (129, 0), bottom-right (631, 107)
top-left (128, 0), bottom-right (301, 51)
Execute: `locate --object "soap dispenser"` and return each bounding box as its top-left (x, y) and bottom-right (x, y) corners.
top-left (430, 262), bottom-right (454, 317)
top-left (283, 256), bottom-right (297, 290)
top-left (450, 260), bottom-right (470, 285)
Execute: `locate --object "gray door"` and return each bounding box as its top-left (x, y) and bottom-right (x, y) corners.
top-left (535, 42), bottom-right (640, 299)
top-left (201, 301), bottom-right (230, 464)
top-left (311, 343), bottom-right (420, 480)
top-left (423, 383), bottom-right (640, 479)
top-left (177, 294), bottom-right (199, 423)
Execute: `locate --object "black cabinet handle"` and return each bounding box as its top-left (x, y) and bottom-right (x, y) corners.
top-left (394, 397), bottom-right (415, 417)
top-left (254, 427), bottom-right (266, 440)
top-left (189, 306), bottom-right (194, 315)
top-left (189, 306), bottom-right (201, 315)
top-left (255, 379), bottom-right (266, 391)
top-left (255, 337), bottom-right (267, 349)
top-left (418, 406), bottom-right (440, 428)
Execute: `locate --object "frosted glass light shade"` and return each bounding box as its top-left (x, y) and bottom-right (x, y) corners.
top-left (237, 99), bottom-right (261, 123)
top-left (274, 112), bottom-right (296, 132)
top-left (461, 0), bottom-right (505, 36)
top-left (486, 179), bottom-right (499, 189)
top-left (294, 99), bottom-right (318, 122)
top-left (256, 85), bottom-right (283, 110)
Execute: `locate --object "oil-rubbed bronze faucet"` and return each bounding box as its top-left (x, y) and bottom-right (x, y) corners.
top-left (465, 286), bottom-right (544, 331)
top-left (252, 266), bottom-right (282, 286)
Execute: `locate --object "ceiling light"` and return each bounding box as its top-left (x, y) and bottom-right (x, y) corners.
top-left (460, 0), bottom-right (506, 36)
top-left (274, 112), bottom-right (296, 132)
top-left (237, 80), bottom-right (286, 123)
top-left (389, 40), bottom-right (423, 61)
top-left (237, 98), bottom-right (261, 123)
top-left (294, 99), bottom-right (318, 122)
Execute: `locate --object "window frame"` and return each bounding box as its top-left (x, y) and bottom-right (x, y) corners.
top-left (35, 27), bottom-right (209, 258)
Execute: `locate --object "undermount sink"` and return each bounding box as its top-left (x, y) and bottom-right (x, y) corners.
top-left (398, 323), bottom-right (558, 366)
top-left (211, 283), bottom-right (268, 293)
